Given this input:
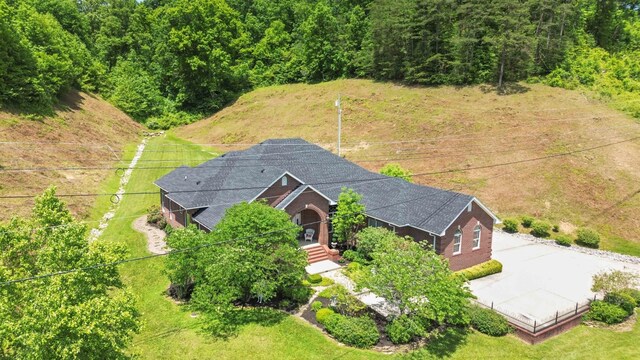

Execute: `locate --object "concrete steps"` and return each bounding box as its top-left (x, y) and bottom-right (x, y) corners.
top-left (304, 244), bottom-right (329, 264)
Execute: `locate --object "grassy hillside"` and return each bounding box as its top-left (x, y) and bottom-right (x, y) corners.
top-left (0, 91), bottom-right (143, 222)
top-left (175, 79), bottom-right (640, 255)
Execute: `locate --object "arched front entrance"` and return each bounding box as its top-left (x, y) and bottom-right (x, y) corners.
top-left (290, 204), bottom-right (329, 247)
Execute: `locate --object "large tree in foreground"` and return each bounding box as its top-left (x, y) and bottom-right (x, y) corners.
top-left (364, 232), bottom-right (471, 328)
top-left (0, 188), bottom-right (140, 359)
top-left (166, 201), bottom-right (308, 336)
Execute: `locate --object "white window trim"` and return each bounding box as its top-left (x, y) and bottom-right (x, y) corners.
top-left (453, 229), bottom-right (462, 255)
top-left (473, 224), bottom-right (481, 250)
top-left (431, 235), bottom-right (437, 251)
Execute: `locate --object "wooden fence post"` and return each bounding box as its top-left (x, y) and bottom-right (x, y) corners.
top-left (491, 301), bottom-right (494, 310)
top-left (575, 302), bottom-right (578, 315)
top-left (555, 311), bottom-right (558, 324)
top-left (533, 320), bottom-right (537, 333)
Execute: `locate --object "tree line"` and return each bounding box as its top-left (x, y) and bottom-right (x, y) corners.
top-left (1, 0), bottom-right (638, 127)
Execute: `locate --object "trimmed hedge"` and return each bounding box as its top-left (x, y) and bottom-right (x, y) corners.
top-left (604, 292), bottom-right (637, 316)
top-left (469, 306), bottom-right (511, 336)
top-left (457, 260), bottom-right (503, 281)
top-left (323, 314), bottom-right (380, 348)
top-left (554, 234), bottom-right (572, 247)
top-left (385, 315), bottom-right (425, 344)
top-left (316, 308), bottom-right (335, 324)
top-left (502, 218), bottom-right (519, 233)
top-left (584, 301), bottom-right (628, 324)
top-left (308, 274), bottom-right (322, 284)
top-left (576, 228), bottom-right (600, 248)
top-left (530, 221), bottom-right (551, 238)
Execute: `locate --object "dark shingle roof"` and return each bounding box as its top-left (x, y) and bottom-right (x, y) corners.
top-left (154, 138), bottom-right (493, 235)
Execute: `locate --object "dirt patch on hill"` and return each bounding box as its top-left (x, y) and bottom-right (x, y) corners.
top-left (0, 91), bottom-right (143, 221)
top-left (175, 80), bottom-right (640, 250)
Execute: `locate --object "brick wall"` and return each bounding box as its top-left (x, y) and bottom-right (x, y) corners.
top-left (283, 191), bottom-right (330, 245)
top-left (439, 201), bottom-right (494, 271)
top-left (256, 174), bottom-right (301, 206)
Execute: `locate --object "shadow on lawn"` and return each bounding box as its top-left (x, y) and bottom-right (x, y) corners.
top-left (403, 327), bottom-right (469, 359)
top-left (201, 307), bottom-right (287, 340)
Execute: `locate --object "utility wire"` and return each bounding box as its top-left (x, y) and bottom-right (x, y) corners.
top-left (0, 152), bottom-right (567, 287)
top-left (2, 134), bottom-right (638, 177)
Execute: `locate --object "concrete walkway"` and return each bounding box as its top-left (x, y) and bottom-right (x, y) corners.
top-left (323, 269), bottom-right (399, 318)
top-left (469, 231), bottom-right (640, 323)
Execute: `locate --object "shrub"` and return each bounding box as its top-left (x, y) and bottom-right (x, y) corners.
top-left (457, 260), bottom-right (503, 281)
top-left (554, 234), bottom-right (572, 247)
top-left (316, 308), bottom-right (335, 325)
top-left (347, 262), bottom-right (362, 272)
top-left (319, 277), bottom-right (335, 286)
top-left (552, 224), bottom-right (560, 232)
top-left (311, 301), bottom-right (323, 312)
top-left (385, 315), bottom-right (426, 344)
top-left (502, 218), bottom-right (519, 233)
top-left (342, 249), bottom-right (358, 261)
top-left (278, 299), bottom-right (293, 310)
top-left (584, 301), bottom-right (628, 324)
top-left (318, 285), bottom-right (347, 299)
top-left (576, 228), bottom-right (600, 248)
top-left (468, 306), bottom-right (511, 336)
top-left (521, 216), bottom-right (535, 228)
top-left (147, 205), bottom-right (164, 227)
top-left (604, 292), bottom-right (637, 316)
top-left (619, 288), bottom-right (640, 306)
top-left (355, 227), bottom-right (396, 260)
top-left (285, 285), bottom-right (313, 305)
top-left (323, 314), bottom-right (380, 348)
top-left (308, 274), bottom-right (322, 284)
top-left (530, 221), bottom-right (551, 238)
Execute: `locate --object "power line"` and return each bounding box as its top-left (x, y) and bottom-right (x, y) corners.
top-left (3, 132), bottom-right (638, 174)
top-left (0, 153), bottom-right (567, 287)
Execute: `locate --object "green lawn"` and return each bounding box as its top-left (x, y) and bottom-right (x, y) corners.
top-left (97, 134), bottom-right (640, 359)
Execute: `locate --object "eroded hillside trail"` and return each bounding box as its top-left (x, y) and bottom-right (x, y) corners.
top-left (88, 138), bottom-right (147, 242)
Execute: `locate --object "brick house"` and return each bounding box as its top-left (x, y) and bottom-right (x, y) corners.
top-left (154, 138), bottom-right (500, 271)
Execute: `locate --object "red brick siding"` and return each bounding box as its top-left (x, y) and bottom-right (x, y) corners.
top-left (395, 226), bottom-right (440, 254)
top-left (256, 175), bottom-right (301, 206)
top-left (439, 202), bottom-right (493, 271)
top-left (160, 190), bottom-right (199, 229)
top-left (284, 191), bottom-right (330, 246)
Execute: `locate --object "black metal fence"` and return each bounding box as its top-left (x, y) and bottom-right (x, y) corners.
top-left (473, 295), bottom-right (596, 334)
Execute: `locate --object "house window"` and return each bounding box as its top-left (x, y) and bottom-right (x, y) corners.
top-left (431, 235), bottom-right (437, 252)
top-left (368, 218), bottom-right (380, 227)
top-left (281, 176), bottom-right (288, 186)
top-left (473, 225), bottom-right (481, 249)
top-left (453, 229), bottom-right (462, 255)
top-left (467, 203), bottom-right (472, 212)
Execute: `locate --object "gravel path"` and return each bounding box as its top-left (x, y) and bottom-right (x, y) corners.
top-left (88, 138), bottom-right (147, 242)
top-left (132, 215), bottom-right (169, 255)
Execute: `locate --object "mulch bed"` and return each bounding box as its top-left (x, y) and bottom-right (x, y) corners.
top-left (299, 294), bottom-right (419, 351)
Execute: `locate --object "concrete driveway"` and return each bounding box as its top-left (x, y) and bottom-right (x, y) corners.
top-left (469, 231), bottom-right (640, 324)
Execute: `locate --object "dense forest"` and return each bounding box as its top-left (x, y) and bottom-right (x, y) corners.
top-left (1, 0), bottom-right (639, 127)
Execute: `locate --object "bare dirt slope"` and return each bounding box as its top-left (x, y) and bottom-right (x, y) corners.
top-left (175, 79), bottom-right (640, 254)
top-left (0, 91), bottom-right (143, 221)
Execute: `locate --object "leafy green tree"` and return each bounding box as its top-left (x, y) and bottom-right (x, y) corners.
top-left (250, 20), bottom-right (295, 86)
top-left (380, 163), bottom-right (413, 182)
top-left (0, 187), bottom-right (140, 359)
top-left (332, 188), bottom-right (366, 247)
top-left (364, 233), bottom-right (472, 328)
top-left (152, 0), bottom-right (251, 112)
top-left (164, 224), bottom-right (210, 300)
top-left (297, 1), bottom-right (346, 82)
top-left (105, 57), bottom-right (165, 120)
top-left (167, 202), bottom-right (307, 336)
